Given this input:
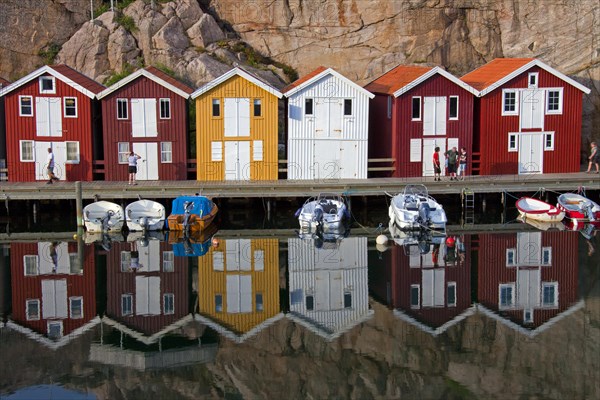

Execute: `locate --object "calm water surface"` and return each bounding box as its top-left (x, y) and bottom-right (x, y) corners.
top-left (0, 195), bottom-right (598, 399)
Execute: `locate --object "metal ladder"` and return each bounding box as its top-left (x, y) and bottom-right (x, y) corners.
top-left (462, 188), bottom-right (475, 225)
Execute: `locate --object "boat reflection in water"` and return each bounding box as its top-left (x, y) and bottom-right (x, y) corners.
top-left (6, 240), bottom-right (99, 349)
top-left (287, 233), bottom-right (373, 340)
top-left (195, 237), bottom-right (284, 343)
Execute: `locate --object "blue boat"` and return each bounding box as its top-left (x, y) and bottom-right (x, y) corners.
top-left (166, 195), bottom-right (218, 232)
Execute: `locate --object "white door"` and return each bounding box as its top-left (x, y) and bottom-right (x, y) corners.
top-left (313, 140), bottom-right (341, 179)
top-left (34, 142), bottom-right (66, 180)
top-left (315, 98), bottom-right (343, 137)
top-left (36, 97), bottom-right (62, 137)
top-left (519, 133), bottom-right (543, 174)
top-left (423, 97), bottom-right (446, 136)
top-left (41, 279), bottom-right (68, 318)
top-left (422, 138), bottom-right (446, 176)
top-left (315, 270), bottom-right (343, 310)
top-left (339, 141), bottom-right (358, 178)
top-left (131, 99), bottom-right (158, 137)
top-left (520, 89), bottom-right (544, 129)
top-left (132, 142), bottom-right (159, 180)
top-left (421, 269), bottom-right (445, 307)
top-left (516, 268), bottom-right (541, 308)
top-left (135, 276), bottom-right (161, 315)
top-left (136, 239), bottom-right (160, 272)
top-left (224, 98), bottom-right (251, 137)
top-left (224, 141), bottom-right (251, 180)
top-left (226, 274), bottom-right (252, 313)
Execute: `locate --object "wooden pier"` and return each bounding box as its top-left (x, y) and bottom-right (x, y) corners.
top-left (0, 173), bottom-right (598, 201)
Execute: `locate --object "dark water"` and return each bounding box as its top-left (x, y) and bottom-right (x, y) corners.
top-left (0, 195), bottom-right (599, 400)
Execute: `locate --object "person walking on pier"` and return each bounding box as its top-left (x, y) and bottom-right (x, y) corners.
top-left (457, 147), bottom-right (468, 180)
top-left (46, 148), bottom-right (59, 184)
top-left (586, 142), bottom-right (599, 173)
top-left (128, 151), bottom-right (141, 185)
top-left (433, 147), bottom-right (441, 181)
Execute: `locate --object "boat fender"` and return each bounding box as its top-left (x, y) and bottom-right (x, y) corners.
top-left (376, 234), bottom-right (388, 245)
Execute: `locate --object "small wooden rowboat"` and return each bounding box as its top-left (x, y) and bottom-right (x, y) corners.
top-left (516, 197), bottom-right (565, 222)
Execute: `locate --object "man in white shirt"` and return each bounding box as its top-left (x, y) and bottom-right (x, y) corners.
top-left (46, 147), bottom-right (59, 184)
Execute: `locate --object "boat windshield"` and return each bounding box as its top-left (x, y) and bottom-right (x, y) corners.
top-left (402, 185), bottom-right (428, 197)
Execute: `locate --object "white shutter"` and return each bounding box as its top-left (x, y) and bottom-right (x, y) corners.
top-left (36, 98), bottom-right (50, 136)
top-left (42, 279), bottom-right (67, 318)
top-left (435, 97), bottom-right (447, 135)
top-left (144, 99), bottom-right (158, 137)
top-left (211, 141), bottom-right (223, 161)
top-left (226, 275), bottom-right (240, 313)
top-left (253, 140), bottom-right (263, 161)
top-left (136, 276), bottom-right (149, 315)
top-left (148, 277), bottom-right (161, 314)
top-left (239, 239), bottom-right (252, 271)
top-left (226, 240), bottom-right (240, 271)
top-left (55, 279), bottom-right (68, 317)
top-left (423, 97), bottom-right (435, 135)
top-left (240, 275), bottom-right (252, 312)
top-left (238, 98), bottom-right (250, 136)
top-left (131, 99), bottom-right (145, 137)
top-left (49, 98), bottom-right (62, 137)
top-left (410, 139), bottom-right (422, 162)
top-left (224, 98), bottom-right (238, 137)
top-left (213, 251), bottom-right (224, 271)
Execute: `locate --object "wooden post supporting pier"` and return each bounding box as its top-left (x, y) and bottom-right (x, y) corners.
top-left (76, 181), bottom-right (83, 227)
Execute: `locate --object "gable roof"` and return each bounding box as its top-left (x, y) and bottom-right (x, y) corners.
top-left (282, 66), bottom-right (374, 98)
top-left (461, 58), bottom-right (591, 96)
top-left (0, 64), bottom-right (105, 99)
top-left (365, 65), bottom-right (479, 97)
top-left (97, 66), bottom-right (193, 99)
top-left (191, 67), bottom-right (283, 99)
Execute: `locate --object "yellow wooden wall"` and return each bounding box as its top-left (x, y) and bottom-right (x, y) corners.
top-left (195, 75), bottom-right (280, 181)
top-left (197, 238), bottom-right (280, 334)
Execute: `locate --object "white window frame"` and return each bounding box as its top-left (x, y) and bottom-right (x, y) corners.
top-left (26, 299), bottom-right (40, 320)
top-left (542, 282), bottom-right (558, 307)
top-left (211, 141), bottom-right (223, 162)
top-left (542, 247), bottom-right (552, 265)
top-left (253, 140), bottom-right (263, 161)
top-left (163, 251), bottom-right (174, 272)
top-left (499, 283), bottom-right (515, 310)
top-left (506, 248), bottom-right (516, 266)
top-left (411, 96), bottom-right (422, 121)
top-left (118, 142), bottom-right (130, 164)
top-left (39, 76), bottom-right (56, 94)
top-left (120, 251), bottom-right (131, 272)
top-left (544, 132), bottom-right (554, 151)
top-left (305, 98), bottom-right (314, 116)
top-left (47, 321), bottom-right (63, 339)
top-left (121, 294), bottom-right (133, 316)
top-left (449, 96), bottom-right (459, 120)
top-left (69, 296), bottom-right (83, 319)
top-left (66, 141), bottom-right (80, 164)
top-left (159, 98), bottom-right (171, 119)
top-left (63, 97), bottom-right (78, 118)
top-left (161, 142), bottom-right (173, 163)
top-left (508, 133), bottom-right (518, 152)
top-left (528, 72), bottom-right (539, 89)
top-left (19, 140), bottom-right (35, 162)
top-left (164, 293), bottom-right (175, 315)
top-left (19, 95), bottom-right (34, 117)
top-left (410, 284), bottom-right (420, 309)
top-left (523, 309), bottom-right (534, 324)
top-left (253, 98), bottom-right (262, 117)
top-left (117, 98), bottom-right (128, 120)
top-left (343, 98), bottom-right (353, 116)
top-left (546, 88), bottom-right (563, 115)
top-left (212, 98), bottom-right (221, 117)
top-left (502, 90), bottom-right (519, 116)
top-left (447, 282), bottom-right (457, 307)
top-left (24, 255), bottom-right (39, 275)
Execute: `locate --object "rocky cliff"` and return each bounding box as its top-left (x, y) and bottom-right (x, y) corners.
top-left (0, 0), bottom-right (598, 141)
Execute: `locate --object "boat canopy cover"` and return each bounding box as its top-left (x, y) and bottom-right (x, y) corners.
top-left (171, 196), bottom-right (214, 216)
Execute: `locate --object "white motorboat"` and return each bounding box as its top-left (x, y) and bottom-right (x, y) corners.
top-left (83, 200), bottom-right (124, 233)
top-left (557, 192), bottom-right (600, 226)
top-left (296, 193), bottom-right (349, 233)
top-left (516, 197), bottom-right (564, 222)
top-left (125, 199), bottom-right (166, 231)
top-left (389, 185), bottom-right (447, 232)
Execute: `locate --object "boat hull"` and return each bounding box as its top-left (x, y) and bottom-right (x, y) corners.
top-left (125, 200), bottom-right (166, 231)
top-left (388, 195), bottom-right (447, 232)
top-left (297, 195), bottom-right (348, 233)
top-left (557, 193), bottom-right (600, 225)
top-left (167, 196), bottom-right (219, 232)
top-left (167, 206), bottom-right (218, 232)
top-left (516, 197), bottom-right (564, 222)
top-left (83, 201), bottom-right (124, 233)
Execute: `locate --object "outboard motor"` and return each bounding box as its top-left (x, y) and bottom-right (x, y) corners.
top-left (584, 203), bottom-right (596, 221)
top-left (101, 210), bottom-right (115, 232)
top-left (140, 216), bottom-right (149, 229)
top-left (418, 240), bottom-right (430, 254)
top-left (182, 201), bottom-right (194, 232)
top-left (312, 205), bottom-right (324, 225)
top-left (418, 203), bottom-right (431, 225)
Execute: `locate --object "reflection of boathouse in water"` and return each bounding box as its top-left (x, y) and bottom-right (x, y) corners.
top-left (195, 238), bottom-right (283, 343)
top-left (287, 236), bottom-right (373, 341)
top-left (370, 235), bottom-right (474, 336)
top-left (6, 241), bottom-right (99, 349)
top-left (477, 231), bottom-right (582, 336)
